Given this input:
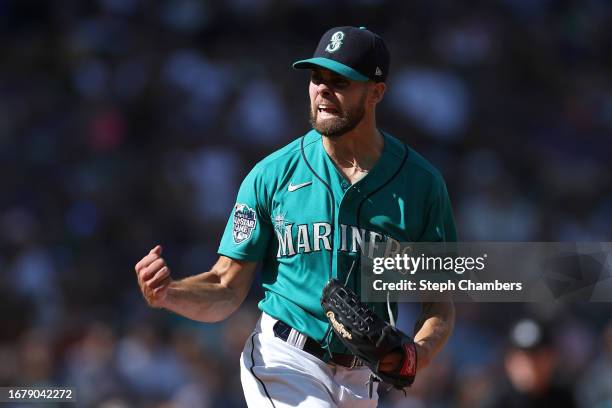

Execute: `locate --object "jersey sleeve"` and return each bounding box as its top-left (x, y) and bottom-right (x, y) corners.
top-left (218, 165), bottom-right (272, 261)
top-left (418, 176), bottom-right (457, 242)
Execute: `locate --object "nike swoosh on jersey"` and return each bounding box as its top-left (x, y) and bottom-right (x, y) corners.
top-left (287, 181), bottom-right (312, 192)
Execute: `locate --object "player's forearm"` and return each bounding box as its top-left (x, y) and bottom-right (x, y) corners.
top-left (413, 301), bottom-right (455, 370)
top-left (160, 271), bottom-right (244, 323)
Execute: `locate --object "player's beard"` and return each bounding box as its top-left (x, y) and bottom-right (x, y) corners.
top-left (309, 94), bottom-right (366, 138)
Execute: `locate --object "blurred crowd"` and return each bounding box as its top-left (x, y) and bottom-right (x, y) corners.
top-left (1, 0), bottom-right (612, 406)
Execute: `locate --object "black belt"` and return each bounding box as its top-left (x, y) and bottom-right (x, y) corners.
top-left (273, 320), bottom-right (363, 368)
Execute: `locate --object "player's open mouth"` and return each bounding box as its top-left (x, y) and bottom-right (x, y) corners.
top-left (318, 105), bottom-right (340, 115)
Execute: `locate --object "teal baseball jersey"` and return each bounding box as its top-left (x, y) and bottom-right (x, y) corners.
top-left (218, 129), bottom-right (456, 351)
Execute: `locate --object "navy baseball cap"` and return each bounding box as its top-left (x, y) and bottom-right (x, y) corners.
top-left (293, 26), bottom-right (390, 82)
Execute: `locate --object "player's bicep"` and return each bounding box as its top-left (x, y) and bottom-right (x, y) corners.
top-left (213, 255), bottom-right (258, 302)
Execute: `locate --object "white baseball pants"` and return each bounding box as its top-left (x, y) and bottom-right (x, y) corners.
top-left (240, 312), bottom-right (379, 408)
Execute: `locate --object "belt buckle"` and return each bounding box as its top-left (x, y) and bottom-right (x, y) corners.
top-left (348, 355), bottom-right (360, 369)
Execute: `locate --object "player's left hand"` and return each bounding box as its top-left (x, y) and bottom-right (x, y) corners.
top-left (321, 279), bottom-right (417, 389)
top-left (379, 350), bottom-right (404, 373)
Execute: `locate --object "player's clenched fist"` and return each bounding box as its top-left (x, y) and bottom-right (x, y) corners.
top-left (134, 245), bottom-right (172, 307)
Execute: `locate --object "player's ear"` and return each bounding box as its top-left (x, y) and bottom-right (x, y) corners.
top-left (369, 82), bottom-right (386, 105)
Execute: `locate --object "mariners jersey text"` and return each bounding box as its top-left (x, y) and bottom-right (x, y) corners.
top-left (274, 221), bottom-right (405, 259)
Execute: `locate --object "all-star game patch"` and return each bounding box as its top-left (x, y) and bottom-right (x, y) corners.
top-left (232, 203), bottom-right (257, 244)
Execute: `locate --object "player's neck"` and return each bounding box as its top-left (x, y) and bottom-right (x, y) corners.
top-left (322, 119), bottom-right (384, 179)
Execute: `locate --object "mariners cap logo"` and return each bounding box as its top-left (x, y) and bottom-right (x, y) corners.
top-left (325, 31), bottom-right (345, 53)
top-left (232, 203), bottom-right (257, 244)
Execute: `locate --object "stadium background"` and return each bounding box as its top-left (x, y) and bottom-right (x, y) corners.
top-left (1, 0), bottom-right (612, 406)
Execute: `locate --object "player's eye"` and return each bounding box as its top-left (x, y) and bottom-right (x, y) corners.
top-left (310, 73), bottom-right (349, 90)
top-left (333, 79), bottom-right (350, 89)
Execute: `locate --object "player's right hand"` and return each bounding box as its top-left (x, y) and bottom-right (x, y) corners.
top-left (134, 245), bottom-right (172, 308)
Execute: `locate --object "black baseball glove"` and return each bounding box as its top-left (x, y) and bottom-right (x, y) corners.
top-left (321, 279), bottom-right (417, 389)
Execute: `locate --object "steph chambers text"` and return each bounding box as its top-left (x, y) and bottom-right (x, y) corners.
top-left (372, 279), bottom-right (523, 292)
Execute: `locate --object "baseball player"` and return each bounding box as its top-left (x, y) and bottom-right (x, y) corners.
top-left (135, 26), bottom-right (456, 407)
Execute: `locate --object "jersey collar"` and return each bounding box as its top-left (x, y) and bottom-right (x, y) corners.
top-left (306, 129), bottom-right (408, 198)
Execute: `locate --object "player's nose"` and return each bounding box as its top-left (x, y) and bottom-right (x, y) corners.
top-left (315, 82), bottom-right (332, 98)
